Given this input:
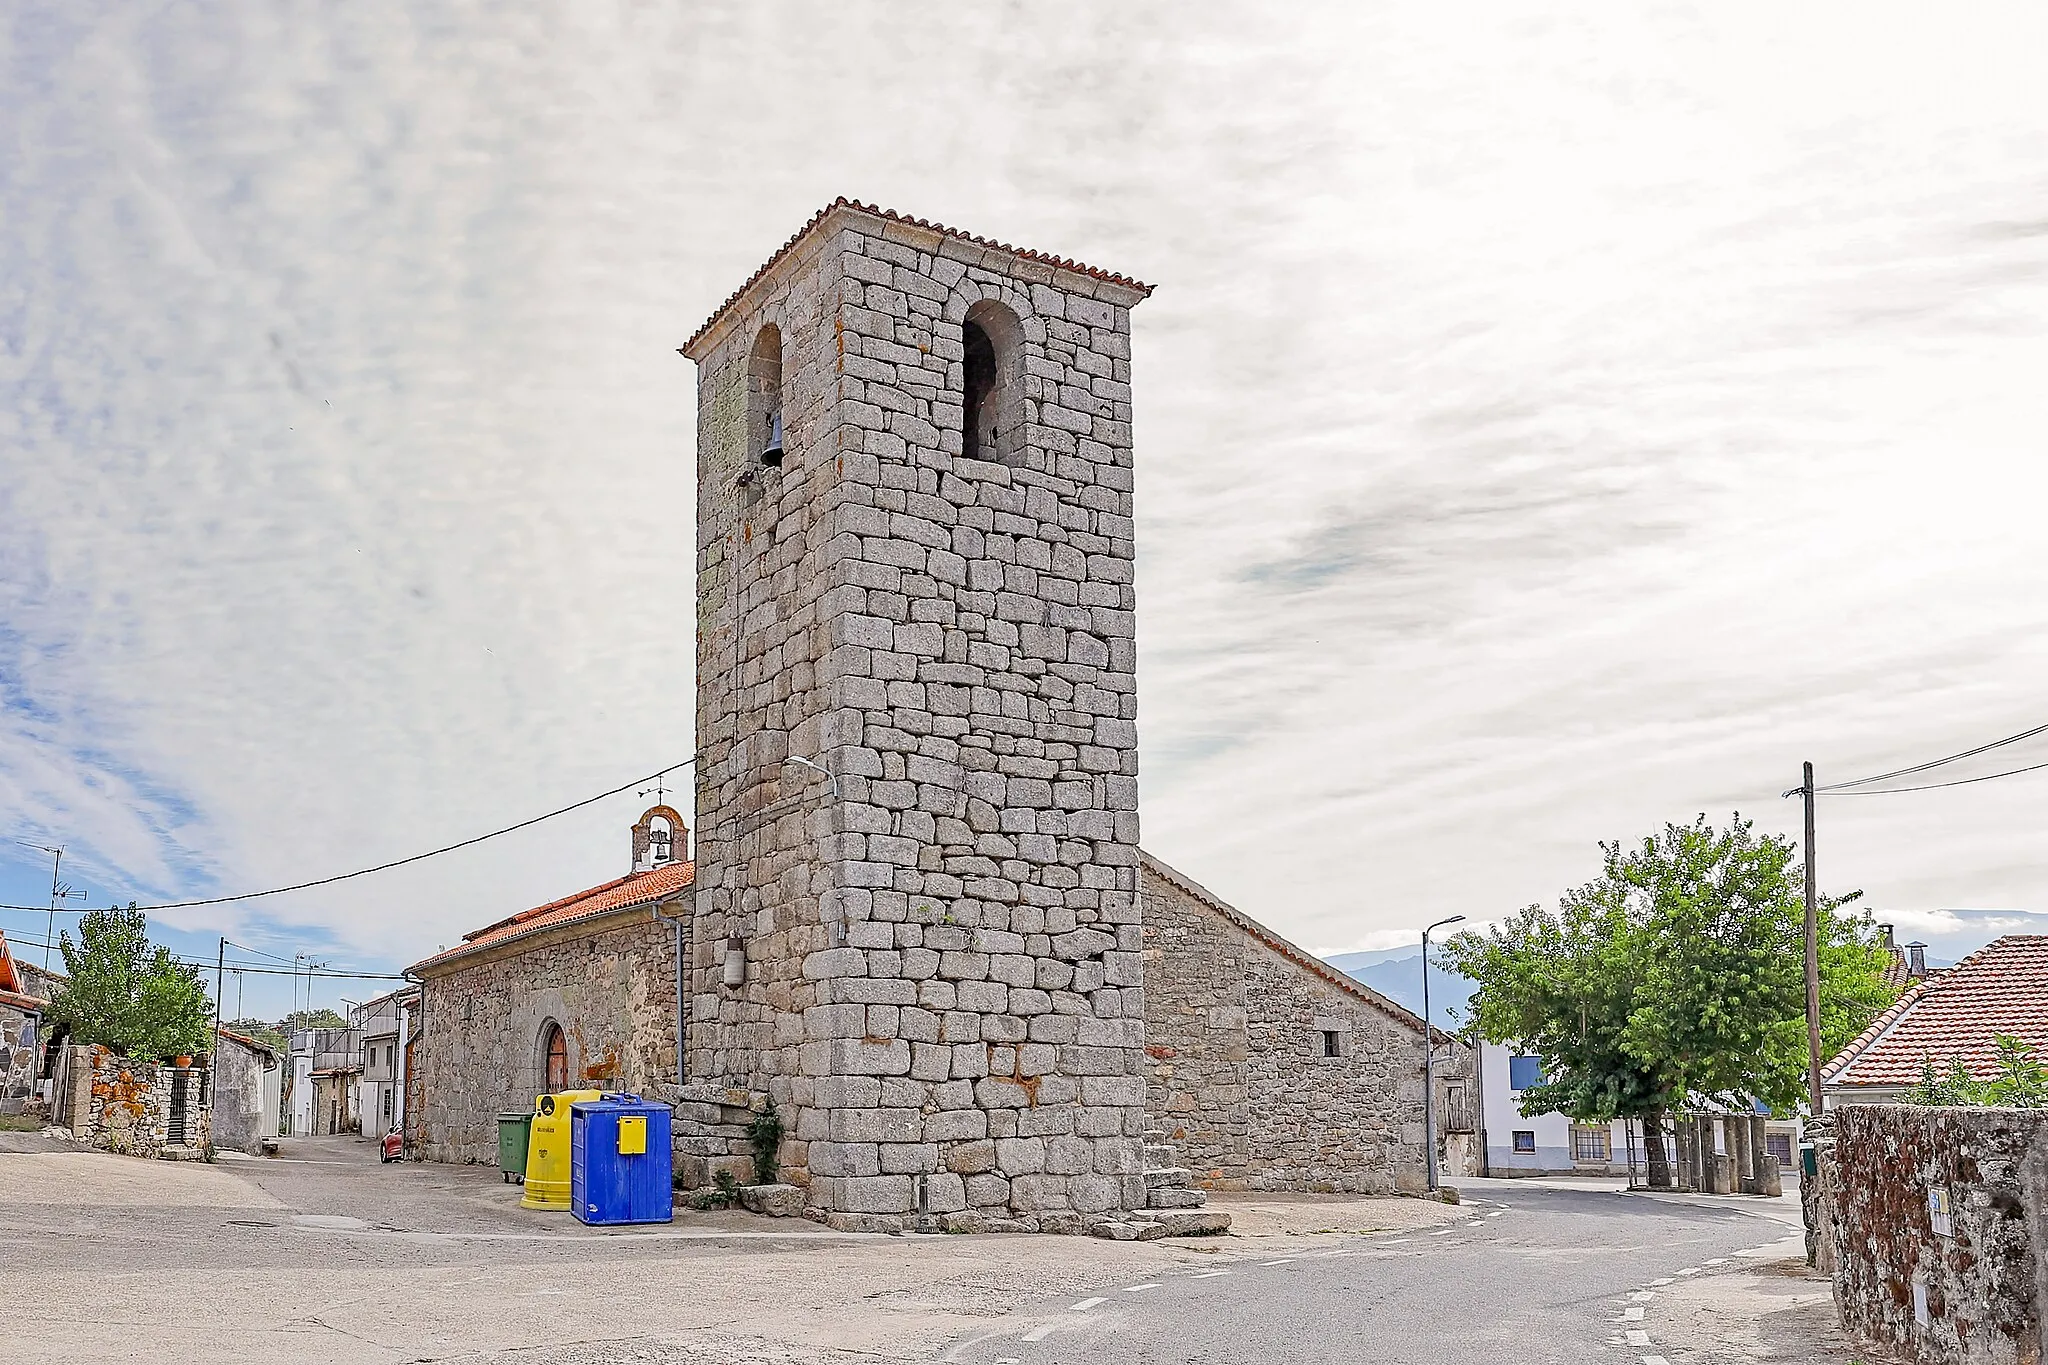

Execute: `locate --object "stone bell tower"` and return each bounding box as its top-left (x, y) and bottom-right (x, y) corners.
top-left (681, 200), bottom-right (1150, 1231)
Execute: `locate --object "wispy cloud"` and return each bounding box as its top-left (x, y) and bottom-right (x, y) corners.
top-left (3, 1), bottom-right (2046, 1006)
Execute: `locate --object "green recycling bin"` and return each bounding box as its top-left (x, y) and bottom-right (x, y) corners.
top-left (497, 1112), bottom-right (534, 1183)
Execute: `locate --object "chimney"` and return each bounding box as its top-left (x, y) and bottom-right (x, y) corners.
top-left (1877, 923), bottom-right (1895, 950)
top-left (1905, 942), bottom-right (1928, 979)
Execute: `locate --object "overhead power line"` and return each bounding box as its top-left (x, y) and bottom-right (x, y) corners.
top-left (0, 756), bottom-right (694, 915)
top-left (2, 929), bottom-right (409, 981)
top-left (1817, 757), bottom-right (2048, 796)
top-left (1813, 720), bottom-right (2048, 794)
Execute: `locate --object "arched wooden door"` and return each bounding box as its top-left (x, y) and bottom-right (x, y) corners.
top-left (543, 1023), bottom-right (568, 1092)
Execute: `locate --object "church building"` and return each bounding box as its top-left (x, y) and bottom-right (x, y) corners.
top-left (404, 202), bottom-right (1469, 1231)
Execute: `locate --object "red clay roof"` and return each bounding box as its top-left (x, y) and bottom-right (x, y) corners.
top-left (0, 987), bottom-right (41, 1012)
top-left (1824, 935), bottom-right (2048, 1089)
top-left (406, 860), bottom-right (694, 977)
top-left (681, 198), bottom-right (1153, 356)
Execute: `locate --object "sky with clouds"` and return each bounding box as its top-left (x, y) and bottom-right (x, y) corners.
top-left (4, 2), bottom-right (2046, 1017)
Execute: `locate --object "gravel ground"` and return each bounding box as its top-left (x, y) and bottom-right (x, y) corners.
top-left (1651, 1250), bottom-right (1876, 1364)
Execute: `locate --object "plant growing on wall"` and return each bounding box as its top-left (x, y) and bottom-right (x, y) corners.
top-left (45, 907), bottom-right (214, 1062)
top-left (1903, 1037), bottom-right (2048, 1109)
top-left (747, 1100), bottom-right (783, 1186)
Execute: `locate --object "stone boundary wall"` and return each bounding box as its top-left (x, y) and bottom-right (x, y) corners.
top-left (74, 1046), bottom-right (210, 1160)
top-left (1142, 858), bottom-right (1471, 1195)
top-left (1827, 1104), bottom-right (2048, 1364)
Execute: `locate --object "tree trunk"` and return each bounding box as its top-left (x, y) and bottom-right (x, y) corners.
top-left (1643, 1111), bottom-right (1673, 1189)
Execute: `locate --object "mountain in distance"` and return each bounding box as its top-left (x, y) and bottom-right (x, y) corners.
top-left (1325, 948), bottom-right (1475, 1031)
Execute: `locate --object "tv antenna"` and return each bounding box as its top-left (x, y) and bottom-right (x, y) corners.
top-left (18, 843), bottom-right (86, 973)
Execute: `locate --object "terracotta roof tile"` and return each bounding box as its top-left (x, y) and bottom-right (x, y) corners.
top-left (681, 198), bottom-right (1153, 356)
top-left (1823, 935), bottom-right (2048, 1088)
top-left (0, 987), bottom-right (42, 1012)
top-left (407, 860), bottom-right (694, 977)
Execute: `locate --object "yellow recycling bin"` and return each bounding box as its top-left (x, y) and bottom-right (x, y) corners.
top-left (519, 1089), bottom-right (602, 1211)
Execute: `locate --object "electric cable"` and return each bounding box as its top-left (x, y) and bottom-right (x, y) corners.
top-left (0, 756), bottom-right (694, 914)
top-left (2, 928), bottom-right (408, 980)
top-left (1817, 757), bottom-right (2048, 796)
top-left (1813, 720), bottom-right (2048, 793)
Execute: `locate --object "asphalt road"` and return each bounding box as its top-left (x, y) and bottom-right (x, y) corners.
top-left (934, 1179), bottom-right (1804, 1365)
top-left (5, 1134), bottom-right (1805, 1365)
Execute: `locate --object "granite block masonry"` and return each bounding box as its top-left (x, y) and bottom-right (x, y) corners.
top-left (1141, 853), bottom-right (1471, 1195)
top-left (1822, 1104), bottom-right (2048, 1365)
top-left (681, 199), bottom-right (1154, 1230)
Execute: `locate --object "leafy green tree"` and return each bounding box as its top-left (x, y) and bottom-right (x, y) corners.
top-left (46, 907), bottom-right (214, 1060)
top-left (282, 1008), bottom-right (348, 1033)
top-left (1606, 816), bottom-right (1894, 1114)
top-left (1446, 814), bottom-right (1898, 1178)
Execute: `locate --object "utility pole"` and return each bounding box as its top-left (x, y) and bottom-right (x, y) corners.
top-left (1801, 761), bottom-right (1824, 1118)
top-left (208, 937), bottom-right (226, 1127)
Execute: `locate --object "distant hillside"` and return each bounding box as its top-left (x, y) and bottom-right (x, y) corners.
top-left (1326, 949), bottom-right (1475, 1031)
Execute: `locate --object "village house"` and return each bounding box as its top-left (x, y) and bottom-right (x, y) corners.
top-left (0, 931), bottom-right (48, 1117)
top-left (1822, 934), bottom-right (2048, 1105)
top-left (211, 1026), bottom-right (284, 1155)
top-left (402, 201), bottom-right (1469, 1231)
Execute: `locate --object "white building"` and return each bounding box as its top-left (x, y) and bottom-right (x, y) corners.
top-left (1476, 1041), bottom-right (1800, 1179)
top-left (349, 987), bottom-right (415, 1138)
top-left (1477, 1042), bottom-right (1633, 1176)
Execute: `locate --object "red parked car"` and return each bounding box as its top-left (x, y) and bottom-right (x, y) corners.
top-left (379, 1128), bottom-right (404, 1163)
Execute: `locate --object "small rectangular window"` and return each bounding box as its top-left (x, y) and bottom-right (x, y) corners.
top-left (1571, 1125), bottom-right (1611, 1162)
top-left (1508, 1055), bottom-right (1545, 1091)
top-left (1512, 1130), bottom-right (1537, 1154)
top-left (1322, 1030), bottom-right (1342, 1058)
top-left (1766, 1133), bottom-right (1793, 1168)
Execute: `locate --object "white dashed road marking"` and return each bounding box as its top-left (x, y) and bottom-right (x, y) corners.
top-left (1124, 1283), bottom-right (1160, 1293)
top-left (1262, 1258), bottom-right (1295, 1266)
top-left (1191, 1270), bottom-right (1231, 1279)
top-left (1622, 1306), bottom-right (1645, 1321)
top-left (1626, 1329), bottom-right (1652, 1347)
top-left (1022, 1323), bottom-right (1057, 1342)
top-left (1648, 1277), bottom-right (1672, 1286)
top-left (1070, 1297), bottom-right (1106, 1312)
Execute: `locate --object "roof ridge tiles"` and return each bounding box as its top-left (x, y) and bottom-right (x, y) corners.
top-left (680, 197), bottom-right (1152, 356)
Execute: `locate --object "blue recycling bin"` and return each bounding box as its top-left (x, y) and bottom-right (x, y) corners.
top-left (570, 1093), bottom-right (674, 1226)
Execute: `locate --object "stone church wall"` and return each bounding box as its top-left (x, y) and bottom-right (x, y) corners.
top-left (1143, 857), bottom-right (1465, 1195)
top-left (411, 913), bottom-right (677, 1165)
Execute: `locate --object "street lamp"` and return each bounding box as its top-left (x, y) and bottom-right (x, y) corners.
top-left (1421, 913), bottom-right (1466, 1193)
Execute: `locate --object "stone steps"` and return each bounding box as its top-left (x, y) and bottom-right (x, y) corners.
top-left (1091, 1208), bottom-right (1232, 1241)
top-left (1139, 1134), bottom-right (1218, 1220)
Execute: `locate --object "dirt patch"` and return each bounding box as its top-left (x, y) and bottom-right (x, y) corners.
top-left (1202, 1191), bottom-right (1465, 1240)
top-left (1654, 1255), bottom-right (1878, 1364)
top-left (0, 1150), bottom-right (286, 1210)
